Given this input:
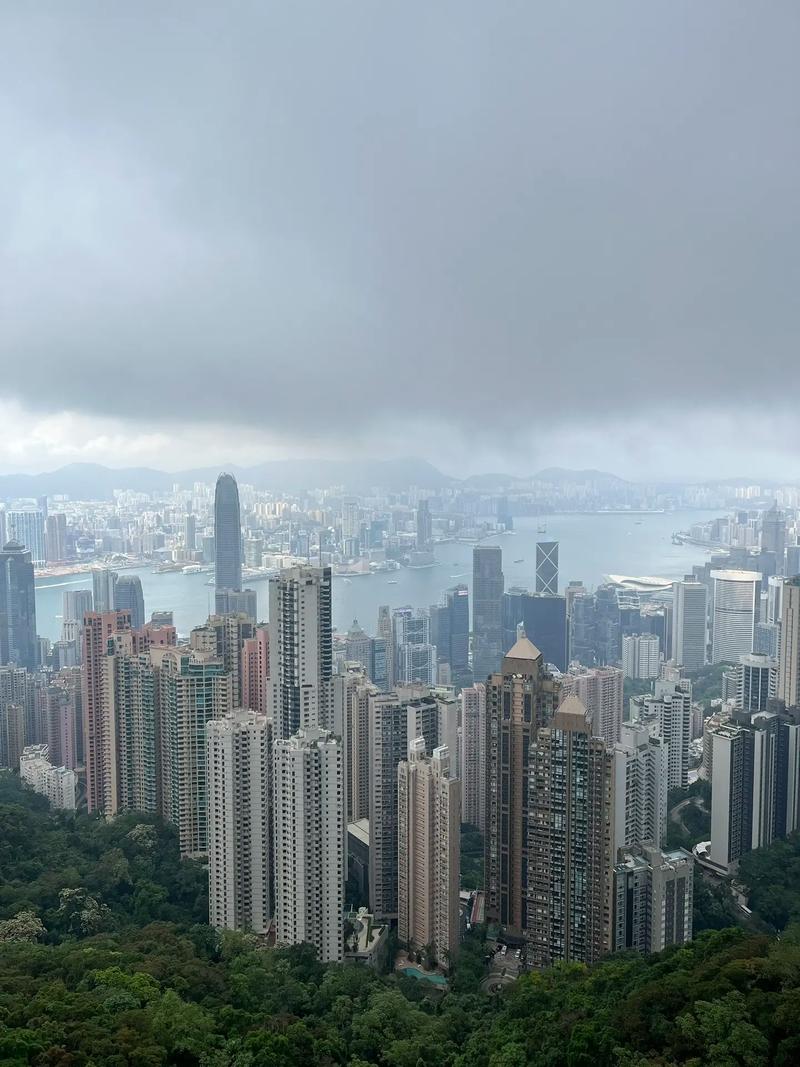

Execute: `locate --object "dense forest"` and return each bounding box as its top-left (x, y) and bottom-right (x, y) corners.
top-left (3, 771), bottom-right (800, 1066)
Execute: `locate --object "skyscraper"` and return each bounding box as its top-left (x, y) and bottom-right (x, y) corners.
top-left (6, 510), bottom-right (45, 567)
top-left (472, 545), bottom-right (504, 682)
top-left (460, 682), bottom-right (486, 832)
top-left (569, 585), bottom-right (621, 667)
top-left (737, 652), bottom-right (778, 712)
top-left (334, 666), bottom-right (376, 823)
top-left (416, 499), bottom-right (433, 550)
top-left (767, 575), bottom-right (785, 626)
top-left (647, 675), bottom-right (693, 791)
top-left (0, 702), bottom-right (26, 770)
top-left (377, 604), bottom-right (394, 688)
top-left (268, 566), bottom-right (332, 739)
top-left (192, 612), bottom-right (255, 709)
top-left (671, 579), bottom-right (708, 668)
top-left (430, 585), bottom-right (471, 688)
top-left (215, 588), bottom-right (258, 621)
top-left (560, 664), bottom-right (624, 744)
top-left (241, 624), bottom-right (269, 715)
top-left (484, 636), bottom-right (560, 936)
top-left (711, 569), bottom-right (761, 664)
top-left (393, 607), bottom-right (437, 686)
top-left (535, 541), bottom-right (559, 596)
top-left (273, 725), bottom-right (344, 962)
top-left (206, 709), bottom-right (272, 933)
top-left (184, 513), bottom-right (197, 553)
top-left (613, 721), bottom-right (668, 852)
top-left (115, 575), bottom-right (145, 631)
top-left (92, 568), bottom-right (118, 614)
top-left (107, 631), bottom-right (158, 813)
top-left (779, 576), bottom-right (800, 707)
top-left (155, 646), bottom-right (233, 856)
top-left (761, 504), bottom-right (786, 574)
top-left (398, 740), bottom-right (460, 966)
top-left (622, 633), bottom-right (661, 679)
top-left (82, 610), bottom-right (131, 814)
top-left (367, 689), bottom-right (439, 920)
top-left (527, 695), bottom-right (614, 967)
top-left (502, 589), bottom-right (567, 671)
top-left (45, 513), bottom-right (67, 563)
top-left (344, 619), bottom-right (372, 667)
top-left (396, 641), bottom-right (437, 687)
top-left (269, 561), bottom-right (344, 962)
top-left (214, 472), bottom-right (243, 612)
top-left (709, 714), bottom-right (774, 873)
top-left (63, 588), bottom-right (93, 626)
top-left (368, 692), bottom-right (408, 920)
top-left (0, 541), bottom-right (37, 669)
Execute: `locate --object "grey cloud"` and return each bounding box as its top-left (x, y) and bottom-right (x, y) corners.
top-left (1, 1), bottom-right (799, 462)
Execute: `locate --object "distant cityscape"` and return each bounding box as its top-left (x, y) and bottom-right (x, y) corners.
top-left (2, 465), bottom-right (800, 981)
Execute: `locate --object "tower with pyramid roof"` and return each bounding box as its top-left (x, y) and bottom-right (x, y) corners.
top-left (484, 632), bottom-right (561, 937)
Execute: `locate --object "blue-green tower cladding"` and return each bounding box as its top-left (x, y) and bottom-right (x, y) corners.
top-left (0, 541), bottom-right (37, 668)
top-left (214, 472), bottom-right (243, 612)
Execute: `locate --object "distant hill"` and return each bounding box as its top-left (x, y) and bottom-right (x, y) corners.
top-left (0, 458), bottom-right (455, 500)
top-left (533, 466), bottom-right (632, 487)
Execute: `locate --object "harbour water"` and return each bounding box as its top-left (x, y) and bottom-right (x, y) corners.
top-left (34, 510), bottom-right (722, 643)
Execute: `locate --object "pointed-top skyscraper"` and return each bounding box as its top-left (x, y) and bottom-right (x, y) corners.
top-left (214, 473), bottom-right (243, 612)
top-left (484, 633), bottom-right (560, 937)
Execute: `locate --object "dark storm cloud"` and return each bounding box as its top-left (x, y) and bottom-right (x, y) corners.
top-left (1, 1), bottom-right (799, 454)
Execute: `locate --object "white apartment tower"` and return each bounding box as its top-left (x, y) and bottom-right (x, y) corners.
top-left (560, 665), bottom-right (624, 743)
top-left (613, 721), bottom-right (669, 853)
top-left (269, 564), bottom-right (344, 962)
top-left (206, 710), bottom-right (272, 934)
top-left (397, 740), bottom-right (460, 966)
top-left (622, 634), bottom-right (661, 680)
top-left (650, 676), bottom-right (693, 790)
top-left (273, 725), bottom-right (344, 962)
top-left (268, 566), bottom-right (333, 740)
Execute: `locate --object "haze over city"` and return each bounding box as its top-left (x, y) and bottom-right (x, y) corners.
top-left (2, 2), bottom-right (799, 479)
top-left (4, 5), bottom-right (800, 1063)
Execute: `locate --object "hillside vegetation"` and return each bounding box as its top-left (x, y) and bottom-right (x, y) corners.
top-left (3, 772), bottom-right (800, 1066)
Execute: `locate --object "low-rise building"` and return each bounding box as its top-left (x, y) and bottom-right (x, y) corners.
top-left (19, 744), bottom-right (77, 810)
top-left (613, 845), bottom-right (694, 953)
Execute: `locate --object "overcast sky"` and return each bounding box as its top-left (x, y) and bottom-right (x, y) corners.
top-left (1, 2), bottom-right (799, 481)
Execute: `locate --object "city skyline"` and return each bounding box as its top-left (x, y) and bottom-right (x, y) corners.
top-left (3, 1), bottom-right (800, 1054)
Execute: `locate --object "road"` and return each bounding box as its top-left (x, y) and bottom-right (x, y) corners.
top-left (669, 793), bottom-right (709, 839)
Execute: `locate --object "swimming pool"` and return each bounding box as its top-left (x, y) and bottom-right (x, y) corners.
top-left (402, 966), bottom-right (448, 986)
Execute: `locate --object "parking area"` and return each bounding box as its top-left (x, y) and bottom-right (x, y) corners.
top-left (481, 939), bottom-right (525, 993)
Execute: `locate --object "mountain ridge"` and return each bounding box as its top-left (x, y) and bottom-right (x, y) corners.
top-left (0, 458), bottom-right (455, 499)
top-left (0, 459), bottom-right (756, 501)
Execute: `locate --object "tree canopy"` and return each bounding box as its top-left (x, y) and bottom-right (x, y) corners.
top-left (3, 770), bottom-right (800, 1065)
